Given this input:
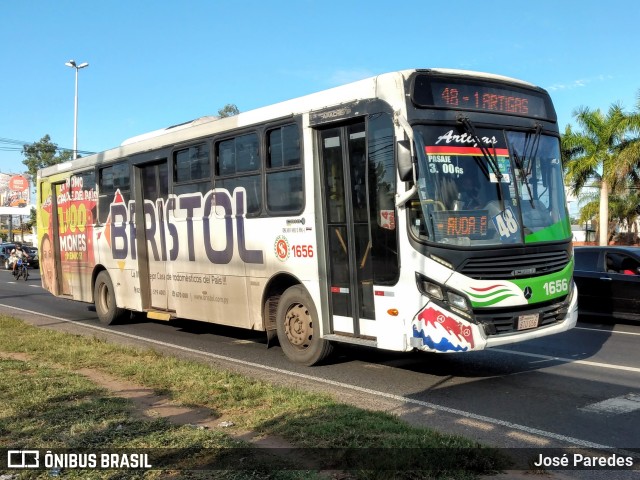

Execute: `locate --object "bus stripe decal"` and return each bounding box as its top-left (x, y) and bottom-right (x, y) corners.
top-left (470, 294), bottom-right (518, 307)
top-left (469, 285), bottom-right (505, 292)
top-left (466, 288), bottom-right (513, 300)
top-left (425, 146), bottom-right (509, 155)
top-left (331, 287), bottom-right (349, 294)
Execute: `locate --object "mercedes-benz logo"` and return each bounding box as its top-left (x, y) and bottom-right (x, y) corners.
top-left (523, 286), bottom-right (532, 299)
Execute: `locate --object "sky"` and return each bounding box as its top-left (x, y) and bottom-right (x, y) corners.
top-left (1, 0), bottom-right (639, 175)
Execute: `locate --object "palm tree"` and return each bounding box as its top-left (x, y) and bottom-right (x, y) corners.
top-left (562, 103), bottom-right (639, 245)
top-left (573, 178), bottom-right (640, 245)
top-left (610, 190), bottom-right (640, 243)
top-left (618, 91), bottom-right (640, 192)
top-left (574, 184), bottom-right (600, 241)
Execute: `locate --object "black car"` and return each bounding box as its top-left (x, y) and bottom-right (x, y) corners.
top-left (0, 243), bottom-right (38, 269)
top-left (24, 246), bottom-right (39, 269)
top-left (573, 246), bottom-right (640, 321)
top-left (1, 243), bottom-right (16, 269)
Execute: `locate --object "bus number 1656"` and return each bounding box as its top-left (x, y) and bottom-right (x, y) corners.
top-left (543, 279), bottom-right (568, 296)
top-left (293, 245), bottom-right (314, 258)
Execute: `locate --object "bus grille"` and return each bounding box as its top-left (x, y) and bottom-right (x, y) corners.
top-left (475, 298), bottom-right (570, 336)
top-left (460, 251), bottom-right (569, 280)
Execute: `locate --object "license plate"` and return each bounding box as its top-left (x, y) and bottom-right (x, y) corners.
top-left (517, 313), bottom-right (539, 331)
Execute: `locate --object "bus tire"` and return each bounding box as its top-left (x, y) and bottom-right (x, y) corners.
top-left (94, 271), bottom-right (128, 325)
top-left (276, 285), bottom-right (332, 366)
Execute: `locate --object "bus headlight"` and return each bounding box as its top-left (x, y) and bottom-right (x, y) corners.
top-left (447, 291), bottom-right (470, 312)
top-left (415, 272), bottom-right (473, 319)
top-left (418, 279), bottom-right (444, 300)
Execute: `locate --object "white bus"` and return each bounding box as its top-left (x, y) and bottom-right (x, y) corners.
top-left (37, 68), bottom-right (577, 365)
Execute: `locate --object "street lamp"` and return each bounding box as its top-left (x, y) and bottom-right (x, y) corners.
top-left (65, 59), bottom-right (89, 160)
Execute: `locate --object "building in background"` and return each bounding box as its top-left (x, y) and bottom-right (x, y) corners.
top-left (0, 172), bottom-right (34, 243)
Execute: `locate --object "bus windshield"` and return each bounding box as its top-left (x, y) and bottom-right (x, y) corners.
top-left (409, 125), bottom-right (570, 247)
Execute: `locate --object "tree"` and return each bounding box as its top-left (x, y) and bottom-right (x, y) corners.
top-left (576, 184), bottom-right (640, 244)
top-left (217, 104), bottom-right (240, 118)
top-left (562, 104), bottom-right (639, 245)
top-left (21, 135), bottom-right (72, 178)
top-left (624, 91), bottom-right (640, 189)
top-left (610, 190), bottom-right (640, 241)
top-left (25, 207), bottom-right (37, 231)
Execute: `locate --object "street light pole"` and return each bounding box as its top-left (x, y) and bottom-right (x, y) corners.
top-left (65, 59), bottom-right (89, 160)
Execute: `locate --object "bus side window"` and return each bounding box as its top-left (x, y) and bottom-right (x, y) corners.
top-left (236, 134), bottom-right (259, 172)
top-left (215, 133), bottom-right (262, 216)
top-left (173, 143), bottom-right (211, 196)
top-left (218, 141), bottom-right (235, 176)
top-left (266, 124), bottom-right (303, 214)
top-left (367, 112), bottom-right (398, 284)
top-left (98, 162), bottom-right (130, 224)
top-left (72, 170), bottom-right (97, 227)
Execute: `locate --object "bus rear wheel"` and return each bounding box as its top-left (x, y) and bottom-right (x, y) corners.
top-left (94, 271), bottom-right (128, 325)
top-left (276, 285), bottom-right (332, 366)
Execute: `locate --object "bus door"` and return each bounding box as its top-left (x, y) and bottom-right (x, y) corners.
top-left (319, 121), bottom-right (376, 337)
top-left (134, 160), bottom-right (170, 312)
top-left (48, 181), bottom-right (66, 296)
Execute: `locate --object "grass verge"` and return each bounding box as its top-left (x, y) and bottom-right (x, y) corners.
top-left (0, 315), bottom-right (510, 479)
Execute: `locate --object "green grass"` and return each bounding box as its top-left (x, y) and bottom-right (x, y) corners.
top-left (0, 315), bottom-right (510, 479)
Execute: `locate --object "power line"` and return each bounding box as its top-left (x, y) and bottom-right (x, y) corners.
top-left (0, 136), bottom-right (95, 156)
top-left (0, 137), bottom-right (31, 146)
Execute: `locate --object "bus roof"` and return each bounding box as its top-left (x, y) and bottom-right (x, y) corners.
top-left (119, 115), bottom-right (220, 146)
top-left (425, 68), bottom-right (537, 88)
top-left (38, 68), bottom-right (542, 178)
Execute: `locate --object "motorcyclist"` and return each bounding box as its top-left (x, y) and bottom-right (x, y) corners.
top-left (10, 243), bottom-right (28, 276)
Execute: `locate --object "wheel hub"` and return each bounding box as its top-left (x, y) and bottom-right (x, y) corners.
top-left (284, 303), bottom-right (312, 348)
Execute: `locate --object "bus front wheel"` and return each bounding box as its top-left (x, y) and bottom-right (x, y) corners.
top-left (276, 285), bottom-right (332, 366)
top-left (94, 271), bottom-right (128, 325)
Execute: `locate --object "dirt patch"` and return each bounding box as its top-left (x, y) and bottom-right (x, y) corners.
top-left (0, 352), bottom-right (286, 447)
top-left (76, 367), bottom-right (221, 428)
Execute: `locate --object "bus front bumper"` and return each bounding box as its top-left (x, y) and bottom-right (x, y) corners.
top-left (410, 283), bottom-right (578, 353)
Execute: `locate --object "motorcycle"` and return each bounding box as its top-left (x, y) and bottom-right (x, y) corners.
top-left (13, 258), bottom-right (29, 281)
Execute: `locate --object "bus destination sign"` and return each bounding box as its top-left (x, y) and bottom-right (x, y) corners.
top-left (431, 210), bottom-right (489, 241)
top-left (412, 75), bottom-right (554, 120)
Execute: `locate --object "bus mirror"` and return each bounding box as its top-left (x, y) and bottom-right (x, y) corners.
top-left (397, 139), bottom-right (413, 182)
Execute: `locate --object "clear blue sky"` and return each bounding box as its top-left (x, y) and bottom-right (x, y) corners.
top-left (1, 0), bottom-right (639, 174)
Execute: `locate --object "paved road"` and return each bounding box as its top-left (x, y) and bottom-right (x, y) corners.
top-left (1, 269), bottom-right (639, 478)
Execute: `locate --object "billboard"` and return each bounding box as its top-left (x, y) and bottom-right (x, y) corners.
top-left (0, 172), bottom-right (32, 215)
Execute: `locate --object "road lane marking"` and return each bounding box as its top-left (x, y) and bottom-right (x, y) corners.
top-left (492, 348), bottom-right (640, 374)
top-left (576, 326), bottom-right (640, 337)
top-left (0, 303), bottom-right (626, 452)
top-left (580, 394), bottom-right (640, 416)
top-left (506, 430), bottom-right (550, 446)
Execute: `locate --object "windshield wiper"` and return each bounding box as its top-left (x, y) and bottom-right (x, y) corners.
top-left (512, 149), bottom-right (535, 209)
top-left (457, 115), bottom-right (503, 182)
top-left (505, 130), bottom-right (534, 209)
top-left (522, 123), bottom-right (542, 177)
top-left (457, 115), bottom-right (505, 208)
top-left (507, 124), bottom-right (542, 209)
